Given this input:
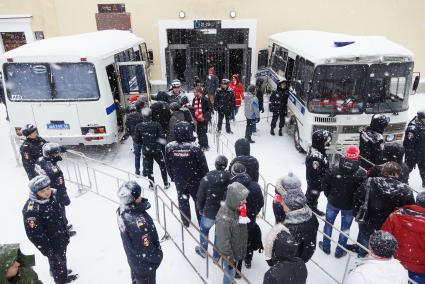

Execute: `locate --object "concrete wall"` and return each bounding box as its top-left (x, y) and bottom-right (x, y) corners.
top-left (1, 0), bottom-right (424, 81)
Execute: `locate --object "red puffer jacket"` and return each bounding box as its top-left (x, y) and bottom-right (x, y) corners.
top-left (229, 75), bottom-right (244, 108)
top-left (382, 205), bottom-right (425, 273)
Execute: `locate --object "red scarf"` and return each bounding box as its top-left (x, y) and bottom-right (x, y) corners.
top-left (194, 96), bottom-right (204, 122)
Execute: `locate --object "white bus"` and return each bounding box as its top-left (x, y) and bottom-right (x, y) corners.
top-left (256, 30), bottom-right (420, 152)
top-left (1, 30), bottom-right (153, 145)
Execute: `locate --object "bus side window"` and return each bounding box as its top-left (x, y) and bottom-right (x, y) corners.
top-left (106, 64), bottom-right (120, 101)
top-left (292, 56), bottom-right (307, 103)
top-left (303, 61), bottom-right (314, 94)
top-left (286, 57), bottom-right (295, 81)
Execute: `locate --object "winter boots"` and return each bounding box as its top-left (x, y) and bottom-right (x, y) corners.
top-left (278, 128), bottom-right (283, 136)
top-left (195, 246), bottom-right (206, 258)
top-left (318, 241), bottom-right (330, 255)
top-left (270, 128), bottom-right (275, 136)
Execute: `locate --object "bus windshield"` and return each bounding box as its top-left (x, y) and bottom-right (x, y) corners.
top-left (4, 62), bottom-right (100, 101)
top-left (364, 62), bottom-right (412, 114)
top-left (309, 65), bottom-right (368, 114)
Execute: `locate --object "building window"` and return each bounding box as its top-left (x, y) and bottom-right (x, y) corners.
top-left (98, 3), bottom-right (126, 13)
top-left (34, 31), bottom-right (45, 40)
top-left (1, 32), bottom-right (26, 52)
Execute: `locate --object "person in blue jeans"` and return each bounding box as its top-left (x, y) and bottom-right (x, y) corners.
top-left (195, 156), bottom-right (232, 260)
top-left (319, 145), bottom-right (367, 258)
top-left (133, 143), bottom-right (143, 175)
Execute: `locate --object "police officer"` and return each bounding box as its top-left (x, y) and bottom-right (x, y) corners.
top-left (133, 108), bottom-right (169, 189)
top-left (404, 110), bottom-right (425, 188)
top-left (20, 124), bottom-right (47, 180)
top-left (305, 130), bottom-right (332, 216)
top-left (35, 143), bottom-right (76, 236)
top-left (214, 78), bottom-right (235, 134)
top-left (117, 181), bottom-right (163, 284)
top-left (22, 175), bottom-right (78, 284)
top-left (359, 114), bottom-right (389, 170)
top-left (269, 79), bottom-right (289, 136)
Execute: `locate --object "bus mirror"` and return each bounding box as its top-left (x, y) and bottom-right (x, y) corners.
top-left (412, 75), bottom-right (420, 92)
top-left (148, 49), bottom-right (154, 64)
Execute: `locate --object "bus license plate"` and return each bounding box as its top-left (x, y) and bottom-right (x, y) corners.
top-left (47, 123), bottom-right (70, 130)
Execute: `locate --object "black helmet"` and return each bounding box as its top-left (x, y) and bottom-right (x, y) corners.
top-left (117, 181), bottom-right (142, 205)
top-left (215, 155), bottom-right (228, 171)
top-left (135, 99), bottom-right (145, 111)
top-left (22, 124), bottom-right (38, 137)
top-left (417, 110), bottom-right (425, 120)
top-left (170, 102), bottom-right (181, 112)
top-left (42, 143), bottom-right (61, 158)
top-left (312, 130), bottom-right (332, 150)
top-left (383, 142), bottom-right (405, 164)
top-left (156, 91), bottom-right (169, 103)
top-left (28, 175), bottom-right (51, 194)
top-left (180, 96), bottom-right (189, 106)
top-left (370, 114), bottom-right (390, 134)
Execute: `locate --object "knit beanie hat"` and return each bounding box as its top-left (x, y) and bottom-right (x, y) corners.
top-left (283, 190), bottom-right (307, 211)
top-left (247, 84), bottom-right (256, 93)
top-left (369, 230), bottom-right (398, 258)
top-left (231, 162), bottom-right (246, 176)
top-left (344, 145), bottom-right (360, 161)
top-left (280, 172), bottom-right (302, 191)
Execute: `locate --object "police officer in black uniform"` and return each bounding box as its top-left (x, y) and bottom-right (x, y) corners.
top-left (214, 79), bottom-right (235, 134)
top-left (359, 114), bottom-right (389, 171)
top-left (117, 181), bottom-right (163, 284)
top-left (125, 99), bottom-right (145, 141)
top-left (35, 143), bottom-right (76, 236)
top-left (305, 130), bottom-right (332, 216)
top-left (269, 79), bottom-right (289, 136)
top-left (22, 175), bottom-right (78, 284)
top-left (404, 110), bottom-right (425, 188)
top-left (20, 124), bottom-right (47, 180)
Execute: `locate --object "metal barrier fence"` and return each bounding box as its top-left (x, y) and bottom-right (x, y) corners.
top-left (60, 151), bottom-right (250, 284)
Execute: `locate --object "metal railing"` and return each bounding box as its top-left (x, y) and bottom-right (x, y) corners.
top-left (60, 151), bottom-right (250, 284)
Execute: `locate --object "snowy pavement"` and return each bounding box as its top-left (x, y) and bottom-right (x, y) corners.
top-left (1, 93), bottom-right (424, 283)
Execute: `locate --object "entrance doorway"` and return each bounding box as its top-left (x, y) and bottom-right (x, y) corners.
top-left (165, 27), bottom-right (251, 90)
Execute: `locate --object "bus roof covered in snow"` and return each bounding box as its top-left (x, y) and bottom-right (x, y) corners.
top-left (269, 30), bottom-right (413, 64)
top-left (1, 30), bottom-right (145, 62)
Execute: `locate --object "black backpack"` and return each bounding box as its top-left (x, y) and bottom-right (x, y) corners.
top-left (248, 223), bottom-right (264, 252)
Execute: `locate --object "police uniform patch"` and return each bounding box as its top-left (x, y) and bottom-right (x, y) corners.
top-left (52, 166), bottom-right (59, 173)
top-left (23, 152), bottom-right (30, 160)
top-left (136, 217), bottom-right (146, 229)
top-left (407, 132), bottom-right (414, 140)
top-left (142, 234), bottom-right (150, 247)
top-left (312, 161), bottom-right (320, 170)
top-left (27, 217), bottom-right (37, 229)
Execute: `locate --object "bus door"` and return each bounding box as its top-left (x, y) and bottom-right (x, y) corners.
top-left (114, 61), bottom-right (150, 131)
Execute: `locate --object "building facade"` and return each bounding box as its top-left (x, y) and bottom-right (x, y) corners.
top-left (0, 0), bottom-right (424, 90)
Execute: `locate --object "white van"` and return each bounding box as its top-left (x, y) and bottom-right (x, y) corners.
top-left (1, 30), bottom-right (153, 145)
top-left (256, 31), bottom-right (420, 152)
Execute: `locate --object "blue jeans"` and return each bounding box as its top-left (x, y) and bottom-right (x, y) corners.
top-left (199, 216), bottom-right (220, 260)
top-left (223, 260), bottom-right (235, 284)
top-left (322, 203), bottom-right (354, 254)
top-left (133, 143), bottom-right (142, 174)
top-left (409, 271), bottom-right (425, 284)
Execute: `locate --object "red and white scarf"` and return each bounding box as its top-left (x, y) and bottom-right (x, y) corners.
top-left (194, 97), bottom-right (204, 122)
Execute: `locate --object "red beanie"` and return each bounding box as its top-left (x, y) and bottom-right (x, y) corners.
top-left (344, 145), bottom-right (360, 160)
top-left (129, 95), bottom-right (139, 104)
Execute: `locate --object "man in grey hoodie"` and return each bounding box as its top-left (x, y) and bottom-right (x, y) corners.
top-left (244, 85), bottom-right (260, 143)
top-left (216, 182), bottom-right (250, 284)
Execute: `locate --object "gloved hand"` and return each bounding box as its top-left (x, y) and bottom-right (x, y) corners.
top-left (60, 146), bottom-right (67, 153)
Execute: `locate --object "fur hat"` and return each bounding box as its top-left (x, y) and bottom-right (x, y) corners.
top-left (283, 190), bottom-right (307, 211)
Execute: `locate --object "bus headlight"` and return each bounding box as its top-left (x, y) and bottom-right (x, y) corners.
top-left (385, 134), bottom-right (395, 142)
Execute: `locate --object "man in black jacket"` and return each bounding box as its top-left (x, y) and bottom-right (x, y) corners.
top-left (195, 155), bottom-right (231, 259)
top-left (255, 78), bottom-right (264, 114)
top-left (229, 138), bottom-right (259, 182)
top-left (404, 110), bottom-right (425, 188)
top-left (319, 145), bottom-right (366, 258)
top-left (305, 130), bottom-right (332, 216)
top-left (165, 121), bottom-right (209, 227)
top-left (151, 91), bottom-right (171, 137)
top-left (368, 142), bottom-right (410, 184)
top-left (281, 190), bottom-right (319, 263)
top-left (133, 109), bottom-right (169, 189)
top-left (263, 227), bottom-right (307, 284)
top-left (214, 79), bottom-right (235, 134)
top-left (20, 124), bottom-right (47, 180)
top-left (23, 175), bottom-right (78, 283)
top-left (231, 163), bottom-right (264, 273)
top-left (352, 161), bottom-right (415, 257)
top-left (269, 79), bottom-right (289, 136)
top-left (117, 181), bottom-right (163, 284)
top-left (126, 99), bottom-right (146, 175)
top-left (359, 114), bottom-right (389, 170)
top-left (192, 86), bottom-right (211, 151)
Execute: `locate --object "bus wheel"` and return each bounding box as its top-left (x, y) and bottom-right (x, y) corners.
top-left (293, 122), bottom-right (305, 153)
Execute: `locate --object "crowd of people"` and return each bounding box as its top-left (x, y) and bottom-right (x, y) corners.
top-left (2, 71), bottom-right (425, 284)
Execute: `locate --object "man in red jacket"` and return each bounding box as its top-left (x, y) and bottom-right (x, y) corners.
top-left (382, 191), bottom-right (425, 284)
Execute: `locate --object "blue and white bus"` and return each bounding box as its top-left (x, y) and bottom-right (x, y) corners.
top-left (1, 30), bottom-right (153, 145)
top-left (256, 30), bottom-right (420, 152)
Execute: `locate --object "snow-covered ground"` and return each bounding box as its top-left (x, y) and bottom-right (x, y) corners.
top-left (1, 93), bottom-right (424, 283)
